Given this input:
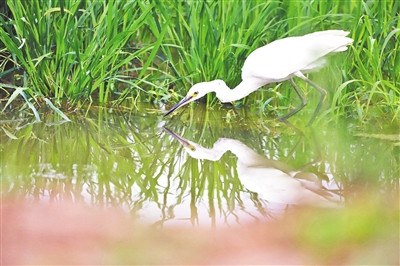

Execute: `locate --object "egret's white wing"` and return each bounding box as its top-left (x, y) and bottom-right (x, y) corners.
top-left (304, 30), bottom-right (350, 38)
top-left (242, 31), bottom-right (353, 81)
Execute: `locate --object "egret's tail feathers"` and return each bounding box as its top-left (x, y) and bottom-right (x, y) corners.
top-left (331, 37), bottom-right (354, 52)
top-left (305, 30), bottom-right (353, 54)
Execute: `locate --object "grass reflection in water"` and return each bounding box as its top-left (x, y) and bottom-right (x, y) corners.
top-left (1, 103), bottom-right (398, 264)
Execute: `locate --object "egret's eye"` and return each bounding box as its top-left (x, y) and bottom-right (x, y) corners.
top-left (192, 91), bottom-right (199, 96)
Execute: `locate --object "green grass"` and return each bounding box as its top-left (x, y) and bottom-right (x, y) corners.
top-left (0, 0), bottom-right (174, 106)
top-left (0, 0), bottom-right (399, 122)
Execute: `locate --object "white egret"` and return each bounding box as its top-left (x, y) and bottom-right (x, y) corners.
top-left (163, 127), bottom-right (341, 208)
top-left (164, 30), bottom-right (353, 125)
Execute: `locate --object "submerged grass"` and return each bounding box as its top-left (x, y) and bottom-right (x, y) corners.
top-left (0, 0), bottom-right (399, 122)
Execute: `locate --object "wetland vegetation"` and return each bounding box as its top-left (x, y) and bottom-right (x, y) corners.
top-left (1, 1), bottom-right (399, 265)
top-left (0, 0), bottom-right (399, 122)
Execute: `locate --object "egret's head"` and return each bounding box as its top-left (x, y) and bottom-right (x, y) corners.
top-left (164, 79), bottom-right (226, 117)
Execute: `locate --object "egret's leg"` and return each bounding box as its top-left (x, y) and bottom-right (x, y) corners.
top-left (278, 78), bottom-right (307, 121)
top-left (302, 77), bottom-right (327, 126)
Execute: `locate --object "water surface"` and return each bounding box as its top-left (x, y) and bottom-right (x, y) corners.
top-left (1, 102), bottom-right (398, 264)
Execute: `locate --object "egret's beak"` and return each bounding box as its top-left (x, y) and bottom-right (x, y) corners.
top-left (162, 126), bottom-right (195, 150)
top-left (163, 95), bottom-right (193, 117)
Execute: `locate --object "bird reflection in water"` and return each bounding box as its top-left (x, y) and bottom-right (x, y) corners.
top-left (163, 126), bottom-right (342, 211)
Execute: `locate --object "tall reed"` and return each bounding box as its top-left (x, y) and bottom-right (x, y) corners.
top-left (1, 0), bottom-right (398, 121)
top-left (0, 0), bottom-right (172, 106)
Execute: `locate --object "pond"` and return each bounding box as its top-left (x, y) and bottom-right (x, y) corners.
top-left (1, 102), bottom-right (399, 264)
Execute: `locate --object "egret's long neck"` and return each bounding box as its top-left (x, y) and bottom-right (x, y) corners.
top-left (193, 138), bottom-right (295, 173)
top-left (215, 79), bottom-right (266, 103)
